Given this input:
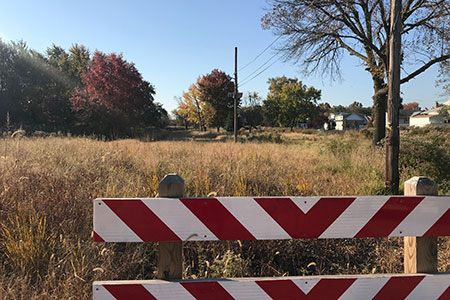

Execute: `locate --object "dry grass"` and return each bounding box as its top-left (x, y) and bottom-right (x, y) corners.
top-left (0, 129), bottom-right (448, 299)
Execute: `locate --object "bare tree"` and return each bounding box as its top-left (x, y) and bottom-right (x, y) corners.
top-left (262, 0), bottom-right (450, 144)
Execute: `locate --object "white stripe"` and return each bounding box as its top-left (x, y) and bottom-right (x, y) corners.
top-left (218, 197), bottom-right (291, 240)
top-left (291, 197), bottom-right (321, 214)
top-left (220, 280), bottom-right (272, 300)
top-left (143, 282), bottom-right (196, 300)
top-left (93, 284), bottom-right (116, 300)
top-left (320, 197), bottom-right (390, 238)
top-left (405, 275), bottom-right (450, 300)
top-left (94, 199), bottom-right (142, 242)
top-left (143, 199), bottom-right (218, 241)
top-left (392, 197), bottom-right (450, 237)
top-left (292, 278), bottom-right (320, 295)
top-left (338, 277), bottom-right (390, 300)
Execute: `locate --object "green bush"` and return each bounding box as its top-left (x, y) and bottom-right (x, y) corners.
top-left (400, 127), bottom-right (450, 193)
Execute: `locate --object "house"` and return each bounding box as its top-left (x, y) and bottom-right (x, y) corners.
top-left (409, 101), bottom-right (450, 127)
top-left (385, 108), bottom-right (420, 127)
top-left (328, 113), bottom-right (368, 130)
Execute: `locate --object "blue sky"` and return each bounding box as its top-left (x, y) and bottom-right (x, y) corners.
top-left (0, 0), bottom-right (447, 113)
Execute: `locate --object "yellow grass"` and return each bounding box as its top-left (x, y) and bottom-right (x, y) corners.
top-left (0, 131), bottom-right (448, 299)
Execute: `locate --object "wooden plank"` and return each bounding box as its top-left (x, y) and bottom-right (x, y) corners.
top-left (157, 174), bottom-right (184, 280)
top-left (404, 176), bottom-right (439, 274)
top-left (93, 196), bottom-right (450, 242)
top-left (93, 273), bottom-right (450, 300)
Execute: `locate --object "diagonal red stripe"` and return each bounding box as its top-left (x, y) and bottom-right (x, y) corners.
top-left (306, 279), bottom-right (356, 299)
top-left (93, 231), bottom-right (105, 242)
top-left (256, 278), bottom-right (355, 299)
top-left (355, 197), bottom-right (424, 238)
top-left (256, 280), bottom-right (306, 299)
top-left (372, 276), bottom-right (424, 300)
top-left (255, 197), bottom-right (355, 238)
top-left (180, 198), bottom-right (255, 240)
top-left (181, 281), bottom-right (235, 300)
top-left (424, 208), bottom-right (450, 237)
top-left (104, 284), bottom-right (157, 300)
top-left (438, 286), bottom-right (450, 300)
top-left (103, 199), bottom-right (181, 242)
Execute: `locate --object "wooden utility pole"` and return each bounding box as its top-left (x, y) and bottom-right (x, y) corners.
top-left (234, 47), bottom-right (238, 143)
top-left (385, 0), bottom-right (402, 194)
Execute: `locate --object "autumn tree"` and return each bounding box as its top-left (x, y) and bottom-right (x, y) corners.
top-left (197, 69), bottom-right (235, 130)
top-left (177, 83), bottom-right (207, 130)
top-left (402, 102), bottom-right (420, 110)
top-left (264, 76), bottom-right (321, 130)
top-left (262, 0), bottom-right (450, 144)
top-left (70, 52), bottom-right (158, 136)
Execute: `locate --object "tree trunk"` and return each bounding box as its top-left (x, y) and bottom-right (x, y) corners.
top-left (372, 76), bottom-right (387, 145)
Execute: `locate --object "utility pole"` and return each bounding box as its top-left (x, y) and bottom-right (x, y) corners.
top-left (234, 47), bottom-right (238, 143)
top-left (386, 0), bottom-right (402, 194)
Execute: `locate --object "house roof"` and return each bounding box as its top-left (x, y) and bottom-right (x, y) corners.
top-left (411, 115), bottom-right (432, 119)
top-left (411, 114), bottom-right (441, 119)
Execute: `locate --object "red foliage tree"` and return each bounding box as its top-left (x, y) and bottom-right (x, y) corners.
top-left (402, 102), bottom-right (420, 110)
top-left (197, 69), bottom-right (235, 129)
top-left (70, 52), bottom-right (155, 115)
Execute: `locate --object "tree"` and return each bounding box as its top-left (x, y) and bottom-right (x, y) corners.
top-left (402, 102), bottom-right (420, 110)
top-left (0, 40), bottom-right (77, 131)
top-left (177, 83), bottom-right (207, 130)
top-left (197, 69), bottom-right (235, 130)
top-left (262, 0), bottom-right (450, 144)
top-left (348, 101), bottom-right (372, 115)
top-left (241, 92), bottom-right (264, 132)
top-left (0, 39), bottom-right (24, 126)
top-left (70, 52), bottom-right (157, 136)
top-left (263, 76), bottom-right (321, 130)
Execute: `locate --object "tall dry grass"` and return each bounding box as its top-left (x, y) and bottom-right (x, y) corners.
top-left (0, 129), bottom-right (448, 299)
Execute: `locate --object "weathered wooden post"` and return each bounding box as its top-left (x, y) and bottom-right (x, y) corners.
top-left (157, 173), bottom-right (184, 279)
top-left (404, 176), bottom-right (438, 273)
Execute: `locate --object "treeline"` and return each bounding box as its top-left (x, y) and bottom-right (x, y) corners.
top-left (175, 74), bottom-right (372, 131)
top-left (0, 39), bottom-right (167, 137)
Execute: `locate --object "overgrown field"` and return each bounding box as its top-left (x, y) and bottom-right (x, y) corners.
top-left (0, 127), bottom-right (449, 299)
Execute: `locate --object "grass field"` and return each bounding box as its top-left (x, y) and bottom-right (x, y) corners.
top-left (0, 128), bottom-right (449, 299)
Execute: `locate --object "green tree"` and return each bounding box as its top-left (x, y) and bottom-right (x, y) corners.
top-left (241, 92), bottom-right (263, 132)
top-left (262, 0), bottom-right (450, 144)
top-left (264, 77), bottom-right (321, 130)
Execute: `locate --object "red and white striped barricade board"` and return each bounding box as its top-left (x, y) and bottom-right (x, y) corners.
top-left (94, 274), bottom-right (450, 300)
top-left (93, 196), bottom-right (450, 242)
top-left (93, 196), bottom-right (450, 299)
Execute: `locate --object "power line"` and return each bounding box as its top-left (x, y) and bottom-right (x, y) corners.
top-left (238, 36), bottom-right (282, 72)
top-left (239, 55), bottom-right (282, 87)
top-left (239, 52), bottom-right (279, 84)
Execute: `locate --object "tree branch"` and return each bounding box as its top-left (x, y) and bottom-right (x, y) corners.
top-left (400, 55), bottom-right (450, 84)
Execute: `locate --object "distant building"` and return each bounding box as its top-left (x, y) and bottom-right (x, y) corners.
top-left (409, 101), bottom-right (449, 127)
top-left (386, 108), bottom-right (420, 127)
top-left (328, 113), bottom-right (368, 130)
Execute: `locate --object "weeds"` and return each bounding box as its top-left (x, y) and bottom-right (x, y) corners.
top-left (0, 128), bottom-right (449, 298)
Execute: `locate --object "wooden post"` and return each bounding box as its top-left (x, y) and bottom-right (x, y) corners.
top-left (157, 173), bottom-right (184, 279)
top-left (404, 176), bottom-right (438, 274)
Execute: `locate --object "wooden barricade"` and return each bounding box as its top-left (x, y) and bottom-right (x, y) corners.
top-left (93, 174), bottom-right (450, 299)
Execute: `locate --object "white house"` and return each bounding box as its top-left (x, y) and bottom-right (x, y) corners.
top-left (329, 113), bottom-right (368, 130)
top-left (409, 101), bottom-right (449, 127)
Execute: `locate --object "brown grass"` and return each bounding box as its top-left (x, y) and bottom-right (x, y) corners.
top-left (0, 129), bottom-right (448, 299)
